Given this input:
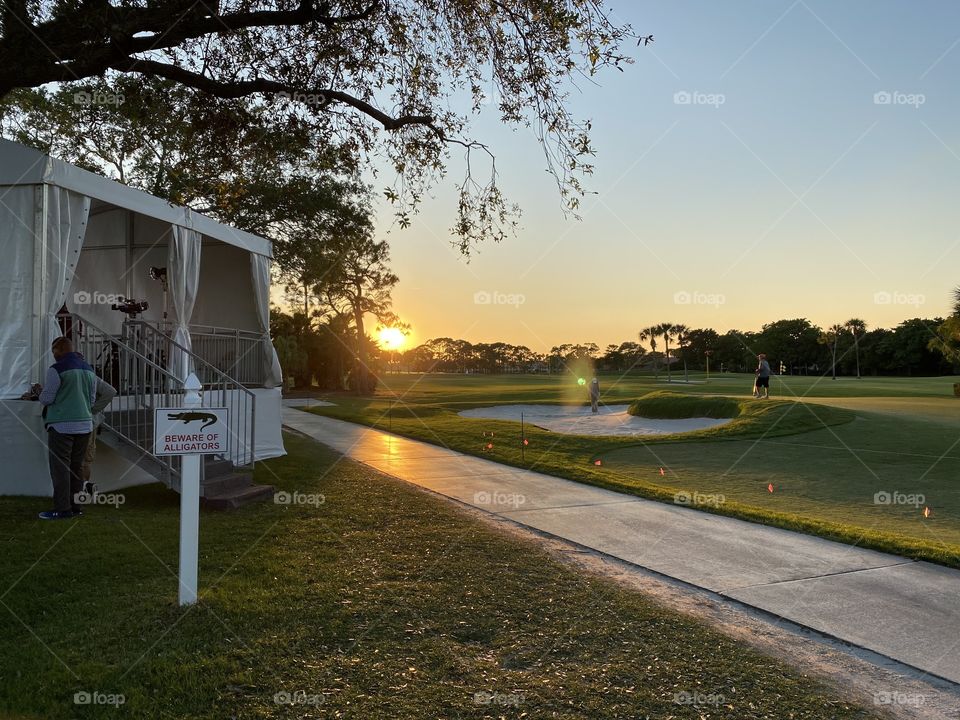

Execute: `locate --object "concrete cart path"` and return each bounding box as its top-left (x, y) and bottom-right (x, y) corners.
top-left (281, 406), bottom-right (960, 686)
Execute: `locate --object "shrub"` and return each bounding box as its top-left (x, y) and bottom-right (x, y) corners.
top-left (628, 391), bottom-right (742, 419)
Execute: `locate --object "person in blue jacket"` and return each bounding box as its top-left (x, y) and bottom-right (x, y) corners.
top-left (37, 337), bottom-right (97, 520)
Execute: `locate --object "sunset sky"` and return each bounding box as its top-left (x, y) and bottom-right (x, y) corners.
top-left (376, 0), bottom-right (960, 352)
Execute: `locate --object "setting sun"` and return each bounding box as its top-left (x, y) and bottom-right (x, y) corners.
top-left (378, 327), bottom-right (407, 351)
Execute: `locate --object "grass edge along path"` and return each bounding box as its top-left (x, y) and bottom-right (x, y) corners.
top-left (306, 395), bottom-right (960, 569)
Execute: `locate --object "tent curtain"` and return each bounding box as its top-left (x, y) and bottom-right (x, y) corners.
top-left (251, 254), bottom-right (283, 388)
top-left (168, 225), bottom-right (202, 382)
top-left (45, 186), bottom-right (90, 349)
top-left (0, 187), bottom-right (39, 397)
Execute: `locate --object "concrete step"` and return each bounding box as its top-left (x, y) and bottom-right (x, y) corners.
top-left (169, 463), bottom-right (254, 496)
top-left (201, 472), bottom-right (254, 497)
top-left (202, 484), bottom-right (275, 510)
top-left (204, 458), bottom-right (235, 478)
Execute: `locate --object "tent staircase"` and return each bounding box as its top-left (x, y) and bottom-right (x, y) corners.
top-left (66, 313), bottom-right (273, 509)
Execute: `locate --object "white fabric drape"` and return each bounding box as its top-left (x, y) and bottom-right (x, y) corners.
top-left (0, 187), bottom-right (39, 397)
top-left (45, 186), bottom-right (90, 350)
top-left (168, 225), bottom-right (202, 382)
top-left (251, 254), bottom-right (283, 388)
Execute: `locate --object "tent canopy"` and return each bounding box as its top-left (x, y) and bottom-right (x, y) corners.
top-left (0, 139), bottom-right (281, 397)
top-left (0, 140), bottom-right (286, 493)
top-left (0, 139), bottom-right (272, 258)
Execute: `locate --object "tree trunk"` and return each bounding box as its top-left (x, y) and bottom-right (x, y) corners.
top-left (665, 338), bottom-right (671, 382)
top-left (353, 305), bottom-right (369, 395)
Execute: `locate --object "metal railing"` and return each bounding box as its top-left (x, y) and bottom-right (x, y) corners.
top-left (123, 320), bottom-right (256, 468)
top-left (158, 321), bottom-right (267, 387)
top-left (63, 313), bottom-right (184, 483)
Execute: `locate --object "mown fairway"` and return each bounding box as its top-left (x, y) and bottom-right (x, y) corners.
top-left (306, 372), bottom-right (960, 566)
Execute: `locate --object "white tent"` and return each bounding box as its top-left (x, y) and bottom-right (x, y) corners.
top-left (0, 139), bottom-right (285, 498)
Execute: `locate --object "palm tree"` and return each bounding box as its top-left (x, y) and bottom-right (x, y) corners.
top-left (818, 324), bottom-right (844, 379)
top-left (928, 288), bottom-right (960, 362)
top-left (673, 323), bottom-right (690, 382)
top-left (946, 289), bottom-right (960, 352)
top-left (845, 318), bottom-right (867, 379)
top-left (639, 327), bottom-right (659, 378)
top-left (946, 288), bottom-right (960, 346)
top-left (658, 322), bottom-right (675, 382)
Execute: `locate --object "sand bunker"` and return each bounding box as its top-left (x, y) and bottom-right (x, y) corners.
top-left (458, 404), bottom-right (732, 436)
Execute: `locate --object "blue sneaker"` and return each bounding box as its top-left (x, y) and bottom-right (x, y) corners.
top-left (38, 510), bottom-right (80, 520)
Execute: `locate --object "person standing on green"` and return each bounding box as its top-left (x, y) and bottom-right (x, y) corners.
top-left (37, 337), bottom-right (96, 520)
top-left (589, 377), bottom-right (601, 414)
top-left (755, 353), bottom-right (772, 399)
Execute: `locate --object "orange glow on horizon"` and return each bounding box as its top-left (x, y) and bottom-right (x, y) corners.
top-left (378, 327), bottom-right (407, 351)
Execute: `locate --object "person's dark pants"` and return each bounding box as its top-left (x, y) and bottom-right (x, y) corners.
top-left (47, 429), bottom-right (91, 513)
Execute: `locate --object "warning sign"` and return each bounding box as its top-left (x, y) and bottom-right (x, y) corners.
top-left (154, 407), bottom-right (229, 456)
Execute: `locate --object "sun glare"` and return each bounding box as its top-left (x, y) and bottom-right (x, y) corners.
top-left (378, 327), bottom-right (406, 351)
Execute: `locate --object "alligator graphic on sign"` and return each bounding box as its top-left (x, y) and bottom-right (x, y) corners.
top-left (167, 411), bottom-right (219, 430)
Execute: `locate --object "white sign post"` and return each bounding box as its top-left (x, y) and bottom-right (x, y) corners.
top-left (153, 373), bottom-right (230, 606)
top-left (177, 375), bottom-right (202, 607)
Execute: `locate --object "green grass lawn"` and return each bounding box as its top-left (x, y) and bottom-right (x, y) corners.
top-left (0, 433), bottom-right (879, 719)
top-left (305, 372), bottom-right (960, 567)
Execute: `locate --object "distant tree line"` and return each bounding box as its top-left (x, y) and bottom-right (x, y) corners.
top-left (394, 312), bottom-right (960, 378)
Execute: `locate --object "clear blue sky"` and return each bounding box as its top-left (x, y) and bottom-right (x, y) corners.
top-left (378, 0), bottom-right (960, 351)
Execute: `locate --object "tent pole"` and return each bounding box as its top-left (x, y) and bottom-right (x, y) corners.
top-left (126, 210), bottom-right (135, 301)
